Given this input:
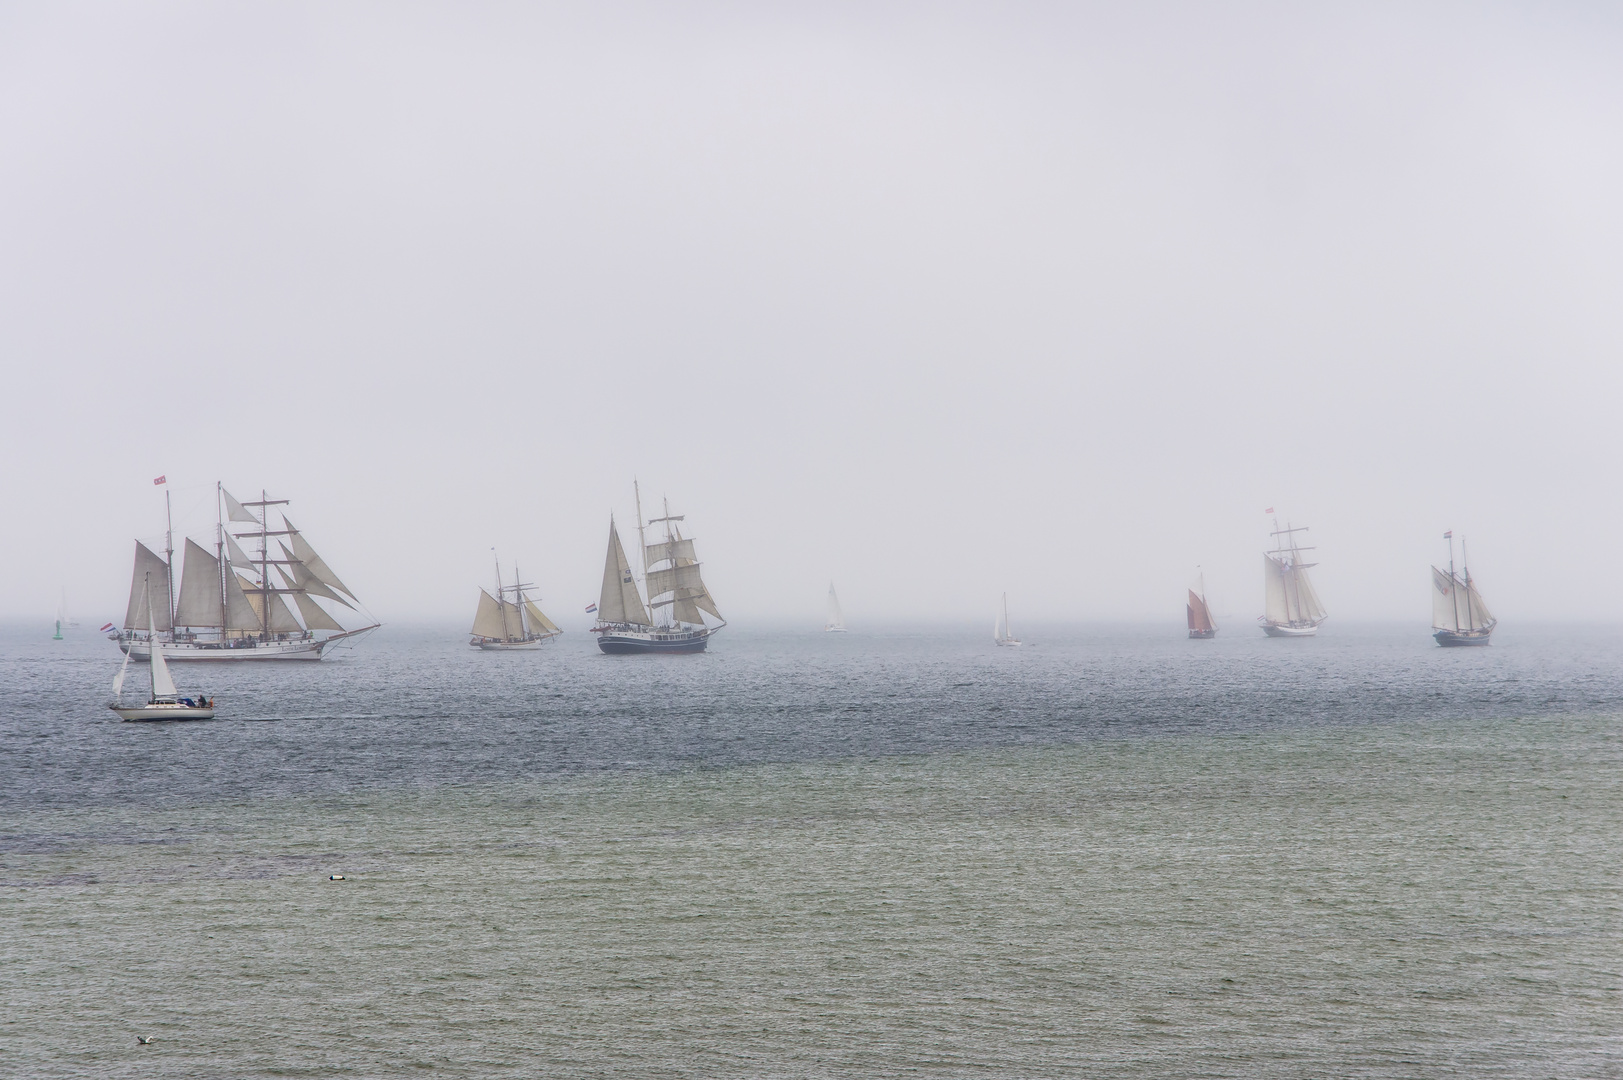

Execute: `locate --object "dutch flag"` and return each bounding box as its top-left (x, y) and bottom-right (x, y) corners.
top-left (99, 622), bottom-right (115, 632)
top-left (585, 603), bottom-right (598, 613)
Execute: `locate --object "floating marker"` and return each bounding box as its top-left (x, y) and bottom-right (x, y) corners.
top-left (329, 874), bottom-right (345, 881)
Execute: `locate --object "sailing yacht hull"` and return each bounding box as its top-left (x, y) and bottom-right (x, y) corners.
top-left (109, 702), bottom-right (215, 721)
top-left (824, 627), bottom-right (847, 633)
top-left (115, 635), bottom-right (332, 661)
top-left (1261, 622), bottom-right (1319, 637)
top-left (1188, 629), bottom-right (1217, 639)
top-left (474, 638), bottom-right (554, 651)
top-left (596, 628), bottom-right (712, 654)
top-left (1433, 628), bottom-right (1492, 647)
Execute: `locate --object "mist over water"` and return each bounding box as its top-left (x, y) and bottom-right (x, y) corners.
top-left (5, 625), bottom-right (1620, 1076)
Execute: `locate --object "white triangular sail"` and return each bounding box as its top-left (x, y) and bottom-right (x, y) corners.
top-left (826, 583), bottom-right (845, 631)
top-left (283, 517), bottom-right (357, 600)
top-left (240, 575), bottom-right (302, 633)
top-left (1431, 567), bottom-right (1461, 631)
top-left (225, 531), bottom-right (255, 571)
top-left (223, 569), bottom-right (260, 632)
top-left (174, 539), bottom-right (225, 627)
top-left (597, 520), bottom-right (652, 626)
top-left (145, 588), bottom-right (177, 699)
top-left (500, 599), bottom-right (524, 640)
top-left (221, 487), bottom-right (260, 524)
top-left (1464, 581), bottom-right (1494, 630)
top-left (524, 599), bottom-right (560, 635)
top-left (1293, 566), bottom-right (1327, 623)
top-left (471, 589), bottom-right (508, 638)
top-left (1263, 554), bottom-right (1291, 624)
top-left (278, 542), bottom-right (354, 607)
top-left (275, 565), bottom-right (346, 632)
top-left (112, 648), bottom-right (132, 697)
top-left (124, 542), bottom-right (173, 632)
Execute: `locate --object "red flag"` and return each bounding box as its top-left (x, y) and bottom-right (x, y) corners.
top-left (1443, 530), bottom-right (1452, 539)
top-left (153, 475), bottom-right (166, 486)
top-left (1264, 507), bottom-right (1274, 514)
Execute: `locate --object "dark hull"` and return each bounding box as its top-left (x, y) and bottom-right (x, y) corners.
top-left (1188, 628), bottom-right (1217, 639)
top-left (597, 629), bottom-right (711, 655)
top-left (1434, 628), bottom-right (1492, 647)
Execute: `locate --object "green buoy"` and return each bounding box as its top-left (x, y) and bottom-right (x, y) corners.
top-left (53, 620), bottom-right (63, 640)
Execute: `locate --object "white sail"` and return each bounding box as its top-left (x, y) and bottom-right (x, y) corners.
top-left (1263, 554), bottom-right (1291, 624)
top-left (524, 600), bottom-right (560, 635)
top-left (278, 542), bottom-right (354, 607)
top-left (1431, 567), bottom-right (1461, 630)
top-left (112, 647), bottom-right (131, 697)
top-left (241, 574), bottom-right (302, 633)
top-left (826, 583), bottom-right (845, 630)
top-left (1464, 582), bottom-right (1494, 629)
top-left (225, 531), bottom-right (255, 570)
top-left (221, 487), bottom-right (260, 524)
top-left (500, 599), bottom-right (524, 640)
top-left (646, 561), bottom-right (706, 599)
top-left (670, 595), bottom-right (705, 625)
top-left (471, 589), bottom-right (508, 638)
top-left (275, 566), bottom-right (346, 632)
top-left (223, 570), bottom-right (260, 632)
top-left (1293, 566), bottom-right (1327, 623)
top-left (646, 538), bottom-right (696, 566)
top-left (146, 587), bottom-right (177, 698)
top-left (124, 542), bottom-right (173, 632)
top-left (597, 520), bottom-right (652, 626)
top-left (174, 539), bottom-right (224, 627)
top-left (283, 517), bottom-right (357, 600)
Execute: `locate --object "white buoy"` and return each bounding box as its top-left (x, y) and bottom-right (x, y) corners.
top-left (329, 874), bottom-right (345, 881)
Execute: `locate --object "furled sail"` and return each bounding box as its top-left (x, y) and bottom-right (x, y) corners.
top-left (279, 542), bottom-right (354, 607)
top-left (124, 542), bottom-right (173, 632)
top-left (174, 540), bottom-right (225, 627)
top-left (471, 589), bottom-right (508, 639)
top-left (221, 487), bottom-right (261, 524)
top-left (597, 520), bottom-right (652, 626)
top-left (275, 565), bottom-right (346, 632)
top-left (283, 517), bottom-right (357, 601)
top-left (645, 538), bottom-right (696, 566)
top-left (524, 600), bottom-right (560, 635)
top-left (1187, 589), bottom-right (1214, 633)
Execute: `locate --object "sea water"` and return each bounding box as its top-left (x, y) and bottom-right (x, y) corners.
top-left (2, 623), bottom-right (1619, 1077)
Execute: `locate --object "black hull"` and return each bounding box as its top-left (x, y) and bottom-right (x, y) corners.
top-left (597, 629), bottom-right (711, 655)
top-left (1434, 628), bottom-right (1492, 647)
top-left (1188, 629), bottom-right (1217, 639)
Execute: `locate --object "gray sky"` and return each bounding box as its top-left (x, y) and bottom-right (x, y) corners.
top-left (4, 2), bottom-right (1621, 627)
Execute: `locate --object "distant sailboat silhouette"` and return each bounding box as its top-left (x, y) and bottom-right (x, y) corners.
top-left (1259, 515), bottom-right (1327, 637)
top-left (994, 593), bottom-right (1021, 647)
top-left (825, 583), bottom-right (847, 632)
top-left (1187, 571), bottom-right (1216, 639)
top-left (1431, 531), bottom-right (1495, 646)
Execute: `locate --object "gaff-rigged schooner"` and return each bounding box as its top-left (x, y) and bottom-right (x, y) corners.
top-left (825, 583), bottom-right (847, 632)
top-left (469, 552), bottom-right (562, 650)
top-left (1432, 531), bottom-right (1495, 646)
top-left (591, 483), bottom-right (725, 654)
top-left (1259, 516), bottom-right (1327, 637)
top-left (1187, 571), bottom-right (1216, 639)
top-left (110, 483), bottom-right (378, 661)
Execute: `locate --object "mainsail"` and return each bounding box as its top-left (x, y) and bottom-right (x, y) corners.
top-left (174, 539), bottom-right (223, 627)
top-left (1264, 552), bottom-right (1327, 626)
top-left (1431, 567), bottom-right (1494, 632)
top-left (826, 583), bottom-right (845, 631)
top-left (525, 600), bottom-right (560, 635)
top-left (471, 589), bottom-right (509, 639)
top-left (124, 543), bottom-right (172, 632)
top-left (1187, 589), bottom-right (1215, 633)
top-left (598, 520), bottom-right (652, 626)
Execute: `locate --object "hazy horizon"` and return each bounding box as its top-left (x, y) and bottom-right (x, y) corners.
top-left (5, 2), bottom-right (1622, 627)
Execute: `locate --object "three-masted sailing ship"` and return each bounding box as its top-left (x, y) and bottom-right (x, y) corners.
top-left (1431, 531), bottom-right (1495, 646)
top-left (469, 552), bottom-right (561, 649)
top-left (825, 583), bottom-right (847, 632)
top-left (110, 483), bottom-right (377, 661)
top-left (994, 592), bottom-right (1021, 646)
top-left (591, 483), bottom-right (725, 654)
top-left (1187, 571), bottom-right (1217, 639)
top-left (1259, 516), bottom-right (1327, 637)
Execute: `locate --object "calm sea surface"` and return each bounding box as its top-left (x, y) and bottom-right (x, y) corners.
top-left (2, 623), bottom-right (1620, 1077)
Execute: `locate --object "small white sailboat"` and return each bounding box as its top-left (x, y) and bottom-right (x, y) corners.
top-left (994, 592), bottom-right (1022, 647)
top-left (1432, 531), bottom-right (1495, 646)
top-left (825, 582), bottom-right (847, 632)
top-left (110, 580), bottom-right (215, 721)
top-left (1259, 516), bottom-right (1327, 637)
top-left (469, 551), bottom-right (562, 650)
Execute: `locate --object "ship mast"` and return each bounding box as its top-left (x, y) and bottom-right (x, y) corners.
top-left (634, 479), bottom-right (651, 625)
top-left (216, 483), bottom-right (228, 634)
top-left (1461, 536), bottom-right (1474, 630)
top-left (164, 486), bottom-right (176, 635)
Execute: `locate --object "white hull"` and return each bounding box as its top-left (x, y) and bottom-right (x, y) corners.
top-left (473, 637), bottom-right (554, 651)
top-left (116, 635), bottom-right (331, 661)
top-left (110, 701), bottom-right (214, 721)
top-left (995, 637), bottom-right (1022, 647)
top-left (1261, 622), bottom-right (1319, 637)
top-left (824, 626), bottom-right (847, 633)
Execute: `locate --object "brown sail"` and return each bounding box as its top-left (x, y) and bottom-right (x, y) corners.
top-left (1187, 588), bottom-right (1216, 638)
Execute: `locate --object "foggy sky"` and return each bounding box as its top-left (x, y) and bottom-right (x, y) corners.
top-left (4, 2), bottom-right (1621, 628)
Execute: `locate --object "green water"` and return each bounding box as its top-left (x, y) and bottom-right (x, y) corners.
top-left (6, 714), bottom-right (1619, 1077)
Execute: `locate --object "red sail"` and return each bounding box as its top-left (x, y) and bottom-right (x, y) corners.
top-left (1186, 589), bottom-right (1214, 632)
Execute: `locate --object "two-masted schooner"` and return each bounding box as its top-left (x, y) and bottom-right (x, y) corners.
top-left (469, 552), bottom-right (562, 649)
top-left (1431, 531), bottom-right (1495, 646)
top-left (591, 483), bottom-right (725, 654)
top-left (1259, 516), bottom-right (1327, 637)
top-left (825, 583), bottom-right (847, 632)
top-left (1187, 571), bottom-right (1217, 639)
top-left (111, 483), bottom-right (377, 661)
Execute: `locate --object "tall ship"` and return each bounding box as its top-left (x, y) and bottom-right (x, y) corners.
top-left (825, 582), bottom-right (847, 632)
top-left (591, 483), bottom-right (725, 654)
top-left (1432, 531), bottom-right (1495, 646)
top-left (1259, 516), bottom-right (1327, 637)
top-left (110, 482), bottom-right (378, 661)
top-left (1187, 570), bottom-right (1217, 639)
top-left (469, 552), bottom-right (562, 650)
